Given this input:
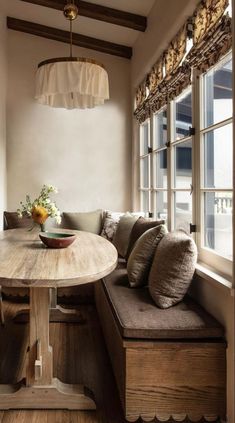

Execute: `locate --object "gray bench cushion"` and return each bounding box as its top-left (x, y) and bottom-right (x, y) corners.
top-left (102, 267), bottom-right (224, 340)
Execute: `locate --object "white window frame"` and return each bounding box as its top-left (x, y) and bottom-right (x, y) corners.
top-left (170, 86), bottom-right (193, 235)
top-left (138, 51), bottom-right (233, 280)
top-left (194, 53), bottom-right (233, 279)
top-left (152, 106), bottom-right (168, 223)
top-left (139, 119), bottom-right (151, 215)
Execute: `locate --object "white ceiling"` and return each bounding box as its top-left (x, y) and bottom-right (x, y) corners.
top-left (85, 0), bottom-right (156, 15)
top-left (4, 0), bottom-right (156, 47)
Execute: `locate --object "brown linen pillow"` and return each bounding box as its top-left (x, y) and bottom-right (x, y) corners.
top-left (149, 232), bottom-right (198, 309)
top-left (4, 211), bottom-right (33, 230)
top-left (127, 224), bottom-right (168, 288)
top-left (113, 213), bottom-right (139, 258)
top-left (61, 210), bottom-right (103, 234)
top-left (126, 216), bottom-right (165, 260)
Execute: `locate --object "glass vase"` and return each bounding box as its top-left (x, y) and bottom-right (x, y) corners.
top-left (40, 223), bottom-right (46, 232)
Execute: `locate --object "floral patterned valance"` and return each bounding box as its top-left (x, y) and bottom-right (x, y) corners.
top-left (134, 64), bottom-right (191, 124)
top-left (133, 102), bottom-right (151, 124)
top-left (134, 21), bottom-right (189, 117)
top-left (146, 57), bottom-right (164, 94)
top-left (134, 0), bottom-right (231, 123)
top-left (193, 0), bottom-right (229, 44)
top-left (165, 24), bottom-right (187, 76)
top-left (188, 14), bottom-right (232, 73)
top-left (135, 82), bottom-right (147, 109)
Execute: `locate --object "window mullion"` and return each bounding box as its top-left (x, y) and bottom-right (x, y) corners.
top-left (167, 101), bottom-right (173, 231)
top-left (193, 68), bottom-right (202, 248)
top-left (139, 119), bottom-right (151, 215)
top-left (136, 120), bottom-right (141, 211)
top-left (171, 135), bottom-right (192, 147)
top-left (150, 113), bottom-right (154, 215)
top-left (201, 188), bottom-right (233, 192)
top-left (201, 117), bottom-right (233, 134)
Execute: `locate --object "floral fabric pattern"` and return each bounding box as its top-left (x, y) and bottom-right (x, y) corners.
top-left (165, 25), bottom-right (187, 76)
top-left (134, 0), bottom-right (231, 123)
top-left (100, 211), bottom-right (124, 242)
top-left (193, 0), bottom-right (229, 44)
top-left (187, 14), bottom-right (232, 74)
top-left (146, 58), bottom-right (164, 93)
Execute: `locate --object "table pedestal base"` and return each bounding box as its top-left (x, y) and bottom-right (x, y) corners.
top-left (14, 306), bottom-right (85, 324)
top-left (14, 288), bottom-right (85, 323)
top-left (0, 287), bottom-right (96, 411)
top-left (0, 378), bottom-right (96, 410)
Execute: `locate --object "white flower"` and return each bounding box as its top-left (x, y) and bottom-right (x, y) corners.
top-left (55, 215), bottom-right (62, 225)
top-left (18, 184), bottom-right (61, 224)
top-left (47, 185), bottom-right (58, 193)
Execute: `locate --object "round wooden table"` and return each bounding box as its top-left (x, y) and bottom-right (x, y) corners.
top-left (0, 228), bottom-right (117, 410)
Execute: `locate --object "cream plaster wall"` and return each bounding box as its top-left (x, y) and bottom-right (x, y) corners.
top-left (7, 31), bottom-right (132, 213)
top-left (0, 10), bottom-right (7, 230)
top-left (131, 1), bottom-right (235, 421)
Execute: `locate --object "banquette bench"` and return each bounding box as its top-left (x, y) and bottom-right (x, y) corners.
top-left (2, 210), bottom-right (227, 422)
top-left (95, 260), bottom-right (226, 423)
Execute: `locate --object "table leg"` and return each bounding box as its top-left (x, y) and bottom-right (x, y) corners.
top-left (0, 286), bottom-right (4, 326)
top-left (49, 288), bottom-right (85, 323)
top-left (0, 287), bottom-right (96, 410)
top-left (14, 288), bottom-right (85, 324)
top-left (27, 288), bottom-right (53, 386)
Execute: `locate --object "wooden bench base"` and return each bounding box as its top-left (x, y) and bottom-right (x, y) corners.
top-left (0, 378), bottom-right (96, 410)
top-left (95, 282), bottom-right (226, 422)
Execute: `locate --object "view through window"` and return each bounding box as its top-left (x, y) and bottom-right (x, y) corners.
top-left (202, 55), bottom-right (233, 260)
top-left (138, 51), bottom-right (233, 275)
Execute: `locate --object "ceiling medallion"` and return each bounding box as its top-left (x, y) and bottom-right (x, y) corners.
top-left (35, 1), bottom-right (109, 109)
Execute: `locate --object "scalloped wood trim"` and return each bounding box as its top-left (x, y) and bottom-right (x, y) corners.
top-left (125, 414), bottom-right (221, 422)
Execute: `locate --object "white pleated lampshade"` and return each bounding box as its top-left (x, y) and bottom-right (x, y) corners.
top-left (35, 59), bottom-right (110, 109)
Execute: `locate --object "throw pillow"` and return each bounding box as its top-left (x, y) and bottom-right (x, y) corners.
top-left (126, 216), bottom-right (165, 259)
top-left (61, 210), bottom-right (103, 234)
top-left (149, 231), bottom-right (198, 309)
top-left (4, 211), bottom-right (33, 230)
top-left (113, 213), bottom-right (139, 258)
top-left (100, 211), bottom-right (124, 242)
top-left (127, 224), bottom-right (168, 288)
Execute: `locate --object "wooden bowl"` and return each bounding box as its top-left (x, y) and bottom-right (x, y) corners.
top-left (39, 232), bottom-right (76, 249)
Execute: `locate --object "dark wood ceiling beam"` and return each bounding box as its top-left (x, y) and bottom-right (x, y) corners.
top-left (7, 17), bottom-right (132, 59)
top-left (20, 0), bottom-right (147, 32)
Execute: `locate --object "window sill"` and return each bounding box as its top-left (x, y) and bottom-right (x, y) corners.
top-left (195, 263), bottom-right (233, 293)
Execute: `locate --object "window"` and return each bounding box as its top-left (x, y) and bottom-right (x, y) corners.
top-left (200, 54), bottom-right (233, 261)
top-left (139, 120), bottom-right (151, 214)
top-left (172, 88), bottom-right (193, 233)
top-left (138, 51), bottom-right (233, 278)
top-left (174, 88), bottom-right (192, 140)
top-left (153, 107), bottom-right (168, 221)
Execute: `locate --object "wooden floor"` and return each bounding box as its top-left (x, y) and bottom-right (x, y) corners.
top-left (0, 300), bottom-right (126, 423)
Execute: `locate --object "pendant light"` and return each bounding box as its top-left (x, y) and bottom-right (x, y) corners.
top-left (35, 0), bottom-right (109, 109)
